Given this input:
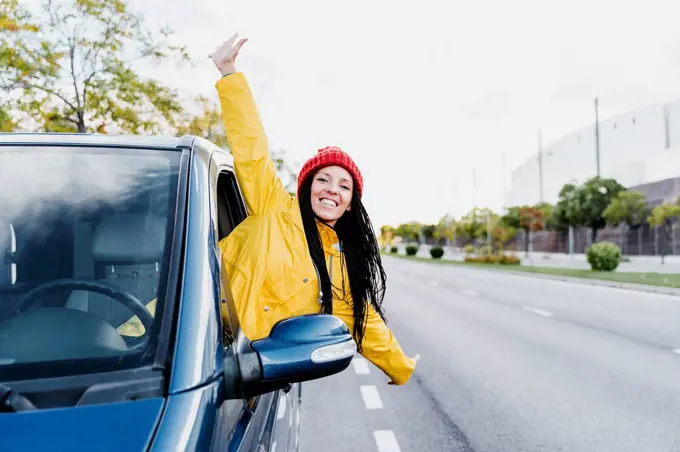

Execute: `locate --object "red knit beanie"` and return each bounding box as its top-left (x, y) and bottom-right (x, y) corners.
top-left (297, 146), bottom-right (364, 198)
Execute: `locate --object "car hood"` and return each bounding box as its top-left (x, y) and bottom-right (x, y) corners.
top-left (1, 397), bottom-right (165, 452)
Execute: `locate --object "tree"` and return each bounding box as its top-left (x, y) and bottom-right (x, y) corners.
top-left (552, 183), bottom-right (578, 231)
top-left (456, 208), bottom-right (486, 242)
top-left (176, 95), bottom-right (298, 194)
top-left (395, 222), bottom-right (421, 243)
top-left (176, 96), bottom-right (229, 147)
top-left (492, 224), bottom-right (517, 252)
top-left (562, 177), bottom-right (626, 242)
top-left (648, 202), bottom-right (680, 264)
top-left (0, 107), bottom-right (15, 131)
top-left (502, 205), bottom-right (544, 256)
top-left (421, 224), bottom-right (436, 242)
top-left (434, 214), bottom-right (456, 246)
top-left (380, 225), bottom-right (395, 247)
top-left (1, 0), bottom-right (190, 134)
top-left (536, 202), bottom-right (556, 231)
top-left (603, 190), bottom-right (649, 255)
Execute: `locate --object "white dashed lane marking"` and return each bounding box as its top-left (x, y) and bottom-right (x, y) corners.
top-left (463, 289), bottom-right (477, 296)
top-left (359, 385), bottom-right (384, 410)
top-left (352, 356), bottom-right (370, 375)
top-left (523, 306), bottom-right (554, 317)
top-left (374, 430), bottom-right (402, 452)
top-left (276, 395), bottom-right (286, 420)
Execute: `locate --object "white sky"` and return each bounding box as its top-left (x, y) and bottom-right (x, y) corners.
top-left (134, 0), bottom-right (680, 229)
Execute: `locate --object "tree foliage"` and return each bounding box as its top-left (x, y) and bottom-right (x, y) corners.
top-left (603, 190), bottom-right (649, 229)
top-left (554, 177), bottom-right (625, 240)
top-left (502, 205), bottom-right (544, 256)
top-left (648, 201), bottom-right (680, 263)
top-left (1, 0), bottom-right (190, 134)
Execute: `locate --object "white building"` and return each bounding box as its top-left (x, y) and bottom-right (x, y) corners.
top-left (504, 100), bottom-right (680, 207)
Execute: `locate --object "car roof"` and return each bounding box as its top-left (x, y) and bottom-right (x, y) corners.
top-left (0, 132), bottom-right (196, 150)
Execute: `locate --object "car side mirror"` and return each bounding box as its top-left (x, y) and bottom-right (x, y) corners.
top-left (226, 314), bottom-right (356, 399)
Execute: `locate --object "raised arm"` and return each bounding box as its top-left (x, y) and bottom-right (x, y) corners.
top-left (211, 35), bottom-right (293, 215)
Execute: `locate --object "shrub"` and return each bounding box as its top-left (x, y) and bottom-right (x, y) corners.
top-left (477, 245), bottom-right (492, 256)
top-left (464, 253), bottom-right (521, 265)
top-left (499, 254), bottom-right (521, 265)
top-left (430, 246), bottom-right (444, 259)
top-left (464, 244), bottom-right (475, 254)
top-left (390, 246), bottom-right (398, 253)
top-left (586, 241), bottom-right (621, 272)
top-left (405, 245), bottom-right (419, 256)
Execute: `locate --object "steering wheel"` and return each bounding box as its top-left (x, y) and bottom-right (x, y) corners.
top-left (15, 278), bottom-right (155, 344)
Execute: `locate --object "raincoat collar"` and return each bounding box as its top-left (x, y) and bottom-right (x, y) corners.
top-left (316, 219), bottom-right (342, 255)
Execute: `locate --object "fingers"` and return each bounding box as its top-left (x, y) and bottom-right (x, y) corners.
top-left (231, 38), bottom-right (248, 61)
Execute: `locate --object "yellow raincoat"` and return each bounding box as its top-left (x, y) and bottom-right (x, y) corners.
top-left (215, 72), bottom-right (416, 385)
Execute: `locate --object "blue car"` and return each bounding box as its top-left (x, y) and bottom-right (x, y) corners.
top-left (0, 133), bottom-right (356, 451)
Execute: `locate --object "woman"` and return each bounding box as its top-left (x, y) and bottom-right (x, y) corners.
top-left (210, 35), bottom-right (417, 386)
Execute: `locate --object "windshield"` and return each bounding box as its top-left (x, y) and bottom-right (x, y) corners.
top-left (0, 145), bottom-right (181, 380)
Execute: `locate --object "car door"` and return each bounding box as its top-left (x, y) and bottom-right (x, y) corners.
top-left (209, 146), bottom-right (284, 451)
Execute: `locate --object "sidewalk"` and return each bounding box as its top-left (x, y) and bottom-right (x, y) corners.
top-left (391, 244), bottom-right (680, 274)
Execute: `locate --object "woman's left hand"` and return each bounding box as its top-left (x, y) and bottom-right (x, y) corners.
top-left (209, 33), bottom-right (248, 77)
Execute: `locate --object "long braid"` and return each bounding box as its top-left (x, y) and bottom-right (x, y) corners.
top-left (335, 191), bottom-right (387, 350)
top-left (298, 182), bottom-right (333, 314)
top-left (298, 179), bottom-right (387, 352)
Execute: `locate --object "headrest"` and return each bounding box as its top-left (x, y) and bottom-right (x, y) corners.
top-left (92, 214), bottom-right (166, 263)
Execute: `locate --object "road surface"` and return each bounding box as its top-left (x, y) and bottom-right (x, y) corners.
top-left (300, 255), bottom-right (680, 452)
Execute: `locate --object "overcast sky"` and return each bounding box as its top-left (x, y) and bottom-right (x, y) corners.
top-left (134, 0), bottom-right (680, 229)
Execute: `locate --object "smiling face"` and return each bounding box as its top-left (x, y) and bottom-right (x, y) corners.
top-left (310, 166), bottom-right (354, 226)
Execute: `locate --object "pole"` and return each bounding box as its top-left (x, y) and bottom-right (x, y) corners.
top-left (595, 97), bottom-right (601, 177)
top-left (538, 129), bottom-right (544, 203)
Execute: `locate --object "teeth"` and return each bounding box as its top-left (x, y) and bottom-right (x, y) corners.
top-left (321, 199), bottom-right (337, 207)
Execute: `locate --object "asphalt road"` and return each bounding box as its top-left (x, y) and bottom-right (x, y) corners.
top-left (300, 255), bottom-right (680, 452)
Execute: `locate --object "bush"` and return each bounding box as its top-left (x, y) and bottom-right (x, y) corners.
top-left (586, 241), bottom-right (621, 272)
top-left (430, 246), bottom-right (444, 259)
top-left (477, 245), bottom-right (492, 256)
top-left (464, 253), bottom-right (521, 265)
top-left (390, 246), bottom-right (398, 253)
top-left (405, 245), bottom-right (419, 256)
top-left (464, 244), bottom-right (475, 254)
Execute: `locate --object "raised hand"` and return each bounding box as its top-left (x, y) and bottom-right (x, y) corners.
top-left (209, 33), bottom-right (248, 77)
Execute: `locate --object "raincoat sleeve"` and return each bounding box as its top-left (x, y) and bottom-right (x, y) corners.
top-left (339, 303), bottom-right (417, 385)
top-left (215, 73), bottom-right (293, 215)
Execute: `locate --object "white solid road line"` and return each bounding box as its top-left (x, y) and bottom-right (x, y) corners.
top-left (352, 356), bottom-right (371, 375)
top-left (360, 385), bottom-right (384, 410)
top-left (374, 430), bottom-right (402, 452)
top-left (523, 306), bottom-right (554, 317)
top-left (672, 349), bottom-right (680, 355)
top-left (463, 289), bottom-right (477, 296)
top-left (429, 280), bottom-right (439, 286)
top-left (276, 395), bottom-right (286, 420)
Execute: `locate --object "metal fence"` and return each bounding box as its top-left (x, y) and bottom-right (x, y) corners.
top-left (507, 223), bottom-right (679, 257)
top-left (413, 222), bottom-right (680, 257)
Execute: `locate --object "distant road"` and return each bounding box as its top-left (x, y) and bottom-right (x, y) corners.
top-left (301, 256), bottom-right (680, 452)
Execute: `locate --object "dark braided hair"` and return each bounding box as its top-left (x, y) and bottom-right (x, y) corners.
top-left (298, 177), bottom-right (388, 352)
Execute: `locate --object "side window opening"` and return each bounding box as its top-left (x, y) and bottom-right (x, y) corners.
top-left (0, 222), bottom-right (16, 284)
top-left (216, 169), bottom-right (248, 349)
top-left (216, 171), bottom-right (247, 240)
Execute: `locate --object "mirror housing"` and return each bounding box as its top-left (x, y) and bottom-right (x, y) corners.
top-left (228, 314), bottom-right (356, 399)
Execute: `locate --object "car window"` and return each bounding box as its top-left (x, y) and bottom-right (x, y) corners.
top-left (215, 169), bottom-right (247, 348)
top-left (0, 146), bottom-right (181, 380)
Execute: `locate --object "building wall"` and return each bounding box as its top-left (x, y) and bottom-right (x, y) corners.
top-left (505, 100), bottom-right (680, 207)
